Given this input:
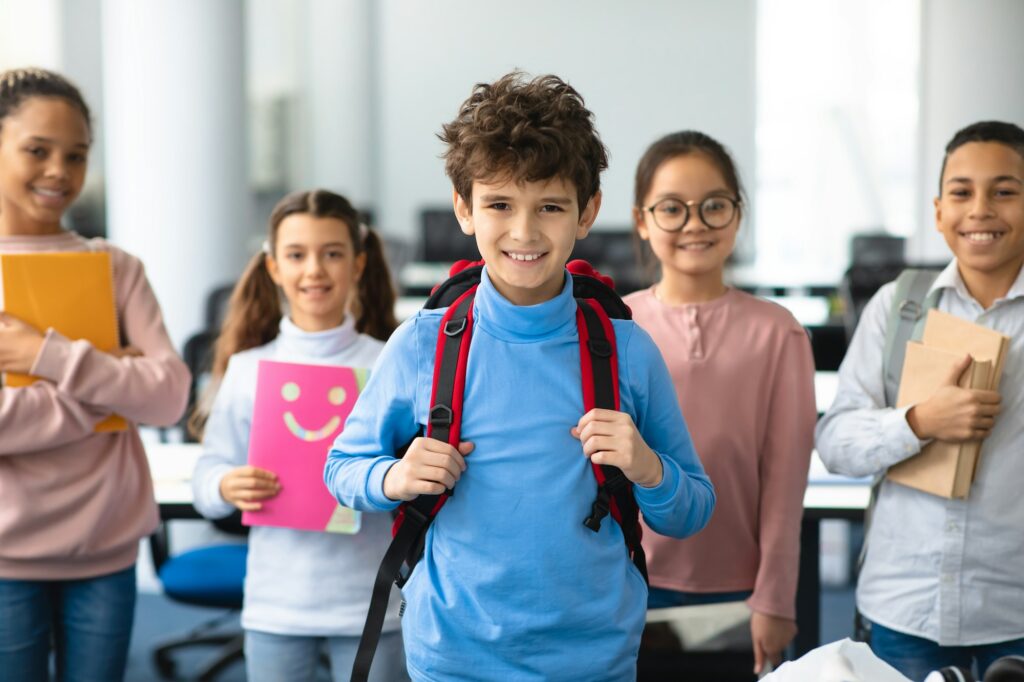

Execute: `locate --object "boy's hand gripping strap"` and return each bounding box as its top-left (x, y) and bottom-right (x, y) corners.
top-left (576, 299), bottom-right (649, 582)
top-left (351, 289), bottom-right (475, 682)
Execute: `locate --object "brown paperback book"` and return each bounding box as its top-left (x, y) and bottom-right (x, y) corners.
top-left (887, 342), bottom-right (992, 498)
top-left (921, 309), bottom-right (1009, 483)
top-left (920, 309), bottom-right (1009, 393)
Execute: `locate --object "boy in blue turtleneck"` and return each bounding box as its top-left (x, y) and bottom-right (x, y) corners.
top-left (324, 72), bottom-right (715, 682)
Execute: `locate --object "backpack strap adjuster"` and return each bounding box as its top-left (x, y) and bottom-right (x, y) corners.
top-left (429, 404), bottom-right (453, 428)
top-left (444, 318), bottom-right (467, 336)
top-left (588, 338), bottom-right (613, 358)
top-left (898, 299), bottom-right (922, 322)
top-left (583, 487), bottom-right (611, 532)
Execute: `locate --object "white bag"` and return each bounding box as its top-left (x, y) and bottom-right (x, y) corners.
top-left (762, 638), bottom-right (911, 682)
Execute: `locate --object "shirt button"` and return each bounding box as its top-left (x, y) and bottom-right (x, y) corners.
top-left (946, 522), bottom-right (958, 533)
top-left (941, 573), bottom-right (954, 584)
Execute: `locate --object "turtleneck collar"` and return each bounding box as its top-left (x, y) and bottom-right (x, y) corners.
top-left (472, 266), bottom-right (578, 342)
top-left (276, 314), bottom-right (360, 359)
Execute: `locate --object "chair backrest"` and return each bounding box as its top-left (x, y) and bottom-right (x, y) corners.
top-left (838, 233), bottom-right (907, 341)
top-left (180, 330), bottom-right (218, 443)
top-left (204, 283), bottom-right (235, 332)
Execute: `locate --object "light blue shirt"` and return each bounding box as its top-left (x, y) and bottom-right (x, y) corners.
top-left (817, 260), bottom-right (1024, 645)
top-left (326, 268), bottom-right (714, 681)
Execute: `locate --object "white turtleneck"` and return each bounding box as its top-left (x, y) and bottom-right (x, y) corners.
top-left (192, 315), bottom-right (400, 636)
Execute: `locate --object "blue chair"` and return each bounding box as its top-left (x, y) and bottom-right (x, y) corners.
top-left (150, 514), bottom-right (249, 681)
top-left (150, 290), bottom-right (250, 681)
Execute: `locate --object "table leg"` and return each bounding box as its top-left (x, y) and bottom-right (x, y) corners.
top-left (794, 516), bottom-right (820, 655)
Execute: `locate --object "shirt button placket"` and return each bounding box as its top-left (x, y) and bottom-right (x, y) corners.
top-left (687, 307), bottom-right (703, 360)
top-left (938, 501), bottom-right (967, 644)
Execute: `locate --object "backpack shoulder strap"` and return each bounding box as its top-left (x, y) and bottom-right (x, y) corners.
top-left (881, 269), bottom-right (942, 407)
top-left (853, 267), bottom-right (940, 641)
top-left (576, 298), bottom-right (648, 582)
top-left (352, 287), bottom-right (476, 682)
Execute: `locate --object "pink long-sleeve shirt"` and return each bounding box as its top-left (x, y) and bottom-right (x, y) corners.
top-left (624, 286), bottom-right (815, 619)
top-left (0, 231), bottom-right (189, 580)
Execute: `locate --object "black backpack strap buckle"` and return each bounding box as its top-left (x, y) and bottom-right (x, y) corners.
top-left (444, 318), bottom-right (467, 336)
top-left (588, 338), bottom-right (612, 358)
top-left (429, 404), bottom-right (453, 428)
top-left (583, 487), bottom-right (611, 532)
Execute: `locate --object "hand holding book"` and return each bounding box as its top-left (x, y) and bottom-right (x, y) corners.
top-left (219, 464), bottom-right (282, 512)
top-left (0, 311), bottom-right (45, 375)
top-left (888, 309), bottom-right (1010, 499)
top-left (906, 352), bottom-right (1001, 442)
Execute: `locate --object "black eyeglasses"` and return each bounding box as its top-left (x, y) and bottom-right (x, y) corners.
top-left (646, 196), bottom-right (741, 232)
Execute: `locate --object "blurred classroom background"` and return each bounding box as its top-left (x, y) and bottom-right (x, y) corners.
top-left (2, 0), bottom-right (1023, 680)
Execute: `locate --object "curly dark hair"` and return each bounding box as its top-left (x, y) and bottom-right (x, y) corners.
top-left (0, 67), bottom-right (91, 136)
top-left (439, 71), bottom-right (608, 212)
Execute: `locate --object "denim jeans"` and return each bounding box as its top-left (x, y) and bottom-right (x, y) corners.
top-left (871, 621), bottom-right (1024, 682)
top-left (0, 565), bottom-right (137, 682)
top-left (245, 628), bottom-right (409, 682)
top-left (647, 587), bottom-right (753, 610)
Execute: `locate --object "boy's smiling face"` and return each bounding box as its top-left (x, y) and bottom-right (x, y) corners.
top-left (453, 176), bottom-right (599, 305)
top-left (936, 141), bottom-right (1024, 293)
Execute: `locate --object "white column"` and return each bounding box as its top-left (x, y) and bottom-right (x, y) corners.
top-left (101, 0), bottom-right (250, 350)
top-left (914, 0), bottom-right (1024, 262)
top-left (302, 0), bottom-right (374, 208)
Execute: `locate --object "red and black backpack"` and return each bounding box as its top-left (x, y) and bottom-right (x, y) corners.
top-left (351, 259), bottom-right (648, 682)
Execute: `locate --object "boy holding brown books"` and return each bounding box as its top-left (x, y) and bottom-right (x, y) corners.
top-left (816, 121), bottom-right (1024, 680)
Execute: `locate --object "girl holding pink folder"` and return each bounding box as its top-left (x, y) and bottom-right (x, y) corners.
top-left (0, 68), bottom-right (190, 681)
top-left (624, 131), bottom-right (817, 675)
top-left (190, 189), bottom-right (407, 682)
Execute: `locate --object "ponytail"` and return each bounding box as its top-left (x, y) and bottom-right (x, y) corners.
top-left (355, 227), bottom-right (398, 342)
top-left (187, 251), bottom-right (281, 438)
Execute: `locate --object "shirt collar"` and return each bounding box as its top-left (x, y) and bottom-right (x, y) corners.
top-left (931, 259), bottom-right (1024, 306)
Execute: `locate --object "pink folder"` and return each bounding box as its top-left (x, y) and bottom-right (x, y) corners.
top-left (242, 359), bottom-right (368, 533)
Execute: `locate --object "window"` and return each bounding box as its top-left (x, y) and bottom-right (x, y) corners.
top-left (749, 0), bottom-right (920, 286)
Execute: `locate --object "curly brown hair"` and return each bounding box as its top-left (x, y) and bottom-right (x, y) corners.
top-left (439, 72), bottom-right (608, 212)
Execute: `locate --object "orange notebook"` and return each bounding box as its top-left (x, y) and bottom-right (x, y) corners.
top-left (0, 252), bottom-right (126, 432)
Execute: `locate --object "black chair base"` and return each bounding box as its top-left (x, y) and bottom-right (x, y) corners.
top-left (152, 613), bottom-right (244, 682)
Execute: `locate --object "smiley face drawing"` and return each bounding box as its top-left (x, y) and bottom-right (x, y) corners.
top-left (280, 380), bottom-right (347, 442)
top-left (246, 360), bottom-right (370, 534)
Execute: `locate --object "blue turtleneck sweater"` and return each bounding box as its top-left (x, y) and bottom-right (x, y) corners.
top-left (325, 268), bottom-right (714, 681)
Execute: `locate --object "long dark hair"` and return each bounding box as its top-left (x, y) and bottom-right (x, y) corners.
top-left (190, 189), bottom-right (397, 438)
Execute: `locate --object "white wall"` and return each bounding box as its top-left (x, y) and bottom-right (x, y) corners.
top-left (373, 0), bottom-right (757, 242)
top-left (915, 0), bottom-right (1024, 262)
top-left (0, 0), bottom-right (62, 69)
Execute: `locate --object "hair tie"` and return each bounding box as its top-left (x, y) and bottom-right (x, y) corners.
top-left (358, 223), bottom-right (369, 241)
top-left (261, 240), bottom-right (271, 255)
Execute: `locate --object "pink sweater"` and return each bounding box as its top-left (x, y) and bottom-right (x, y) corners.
top-left (624, 287), bottom-right (815, 619)
top-left (0, 231), bottom-right (189, 580)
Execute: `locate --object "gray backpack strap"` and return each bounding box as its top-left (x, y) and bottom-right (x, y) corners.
top-left (853, 267), bottom-right (941, 641)
top-left (881, 269), bottom-right (942, 407)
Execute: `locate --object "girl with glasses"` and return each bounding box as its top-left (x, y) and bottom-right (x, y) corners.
top-left (625, 131), bottom-right (816, 675)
